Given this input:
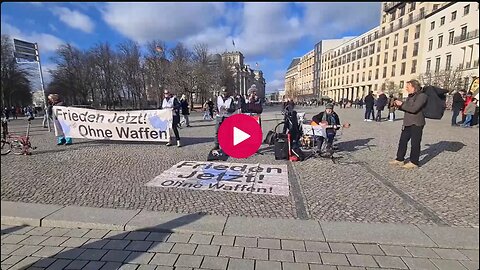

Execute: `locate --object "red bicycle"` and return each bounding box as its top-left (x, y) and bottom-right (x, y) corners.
top-left (1, 117), bottom-right (36, 155)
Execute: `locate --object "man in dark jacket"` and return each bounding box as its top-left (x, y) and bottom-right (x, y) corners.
top-left (389, 80), bottom-right (427, 169)
top-left (364, 91), bottom-right (375, 121)
top-left (312, 103), bottom-right (341, 155)
top-left (375, 91), bottom-right (388, 122)
top-left (451, 90), bottom-right (466, 126)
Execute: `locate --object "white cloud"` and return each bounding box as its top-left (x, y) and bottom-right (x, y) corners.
top-left (300, 2), bottom-right (381, 40)
top-left (231, 3), bottom-right (305, 58)
top-left (49, 23), bottom-right (57, 32)
top-left (266, 79), bottom-right (284, 93)
top-left (1, 22), bottom-right (64, 53)
top-left (51, 7), bottom-right (95, 33)
top-left (102, 2), bottom-right (225, 44)
top-left (182, 26), bottom-right (232, 53)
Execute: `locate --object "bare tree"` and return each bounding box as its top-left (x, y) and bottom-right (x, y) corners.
top-left (168, 43), bottom-right (194, 100)
top-left (144, 40), bottom-right (169, 108)
top-left (192, 43), bottom-right (211, 107)
top-left (419, 66), bottom-right (464, 92)
top-left (90, 42), bottom-right (120, 109)
top-left (117, 40), bottom-right (146, 108)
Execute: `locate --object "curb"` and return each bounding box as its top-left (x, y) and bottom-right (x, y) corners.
top-left (1, 200), bottom-right (478, 250)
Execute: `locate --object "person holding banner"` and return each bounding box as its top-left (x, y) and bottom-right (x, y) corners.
top-left (48, 94), bottom-right (73, 145)
top-left (213, 86), bottom-right (235, 150)
top-left (162, 90), bottom-right (182, 147)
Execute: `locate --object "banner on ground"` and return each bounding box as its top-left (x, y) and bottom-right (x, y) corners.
top-left (52, 106), bottom-right (172, 142)
top-left (146, 161), bottom-right (289, 196)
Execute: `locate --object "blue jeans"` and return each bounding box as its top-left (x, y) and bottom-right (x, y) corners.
top-left (463, 114), bottom-right (473, 127)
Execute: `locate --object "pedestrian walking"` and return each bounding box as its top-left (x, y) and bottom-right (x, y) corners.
top-left (162, 89), bottom-right (182, 147)
top-left (451, 89), bottom-right (466, 126)
top-left (49, 94), bottom-right (73, 145)
top-left (180, 94), bottom-right (191, 127)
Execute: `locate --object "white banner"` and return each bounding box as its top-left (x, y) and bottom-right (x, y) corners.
top-left (146, 161), bottom-right (290, 196)
top-left (52, 106), bottom-right (172, 142)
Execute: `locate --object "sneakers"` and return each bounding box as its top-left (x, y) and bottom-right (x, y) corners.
top-left (367, 119), bottom-right (373, 122)
top-left (166, 142), bottom-right (173, 146)
top-left (177, 140), bottom-right (182, 147)
top-left (402, 162), bottom-right (418, 169)
top-left (364, 119), bottom-right (368, 122)
top-left (389, 159), bottom-right (404, 166)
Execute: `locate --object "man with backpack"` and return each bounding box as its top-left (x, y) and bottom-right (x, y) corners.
top-left (389, 80), bottom-right (427, 169)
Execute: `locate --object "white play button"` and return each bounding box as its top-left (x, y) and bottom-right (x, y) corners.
top-left (233, 127), bottom-right (251, 146)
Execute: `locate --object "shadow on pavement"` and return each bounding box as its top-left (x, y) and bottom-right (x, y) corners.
top-left (419, 141), bottom-right (466, 166)
top-left (19, 213), bottom-right (205, 269)
top-left (1, 225), bottom-right (28, 235)
top-left (335, 138), bottom-right (375, 153)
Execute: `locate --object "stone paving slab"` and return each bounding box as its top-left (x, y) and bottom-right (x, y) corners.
top-left (417, 225), bottom-right (480, 249)
top-left (224, 216), bottom-right (325, 241)
top-left (320, 222), bottom-right (437, 247)
top-left (0, 201), bottom-right (63, 226)
top-left (124, 210), bottom-right (226, 234)
top-left (41, 205), bottom-right (141, 230)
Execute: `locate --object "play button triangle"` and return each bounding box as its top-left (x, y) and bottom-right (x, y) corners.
top-left (233, 127), bottom-right (251, 146)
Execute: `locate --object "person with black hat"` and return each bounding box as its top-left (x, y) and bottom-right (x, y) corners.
top-left (312, 103), bottom-right (343, 155)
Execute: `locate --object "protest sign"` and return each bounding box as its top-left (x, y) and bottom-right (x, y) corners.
top-left (146, 161), bottom-right (289, 196)
top-left (52, 106), bottom-right (172, 142)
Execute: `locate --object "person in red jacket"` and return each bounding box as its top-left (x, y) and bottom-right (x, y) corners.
top-left (463, 91), bottom-right (473, 122)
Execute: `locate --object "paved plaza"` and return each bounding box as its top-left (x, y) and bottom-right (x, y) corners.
top-left (1, 105), bottom-right (479, 269)
top-left (2, 105), bottom-right (478, 226)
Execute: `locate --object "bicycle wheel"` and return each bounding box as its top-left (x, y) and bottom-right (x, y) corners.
top-left (10, 140), bottom-right (24, 155)
top-left (1, 140), bottom-right (12, 155)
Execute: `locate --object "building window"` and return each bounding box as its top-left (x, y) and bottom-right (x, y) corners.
top-left (376, 55), bottom-right (380, 66)
top-left (413, 42), bottom-right (419, 56)
top-left (384, 52), bottom-right (388, 64)
top-left (444, 54), bottom-right (453, 71)
top-left (368, 70), bottom-right (372, 80)
top-left (362, 72), bottom-right (365, 81)
top-left (383, 67), bottom-right (387, 78)
top-left (409, 13), bottom-right (413, 24)
top-left (448, 31), bottom-right (455, 44)
top-left (420, 7), bottom-right (425, 18)
top-left (461, 26), bottom-right (467, 39)
top-left (394, 34), bottom-right (399, 46)
top-left (347, 65), bottom-right (349, 72)
top-left (401, 62), bottom-right (406, 75)
top-left (382, 15), bottom-right (387, 23)
top-left (431, 21), bottom-right (435, 30)
top-left (399, 18), bottom-right (403, 28)
top-left (369, 57), bottom-right (373, 67)
top-left (357, 61), bottom-right (360, 70)
top-left (382, 27), bottom-right (385, 35)
top-left (351, 74), bottom-right (354, 83)
top-left (363, 59), bottom-right (366, 68)
top-left (377, 41), bottom-right (381, 53)
top-left (410, 2), bottom-right (416, 11)
top-left (404, 29), bottom-right (409, 43)
top-left (438, 35), bottom-right (443, 48)
top-left (433, 4), bottom-right (439, 11)
top-left (356, 73), bottom-right (359, 83)
top-left (426, 60), bottom-right (431, 72)
top-left (390, 22), bottom-right (394, 33)
top-left (452, 11), bottom-right (457, 21)
top-left (411, 60), bottom-right (417, 73)
top-left (352, 63), bottom-right (355, 71)
top-left (393, 49), bottom-right (397, 62)
top-left (428, 39), bottom-right (433, 51)
top-left (391, 12), bottom-right (396, 21)
top-left (375, 68), bottom-right (379, 79)
top-left (400, 81), bottom-right (404, 89)
top-left (464, 4), bottom-right (470, 15)
top-left (400, 6), bottom-right (405, 16)
top-left (385, 37), bottom-right (389, 49)
top-left (435, 57), bottom-right (441, 73)
top-left (415, 25), bottom-right (421, 39)
top-left (440, 16), bottom-right (445, 26)
top-left (402, 46), bottom-right (407, 59)
top-left (391, 65), bottom-right (396, 76)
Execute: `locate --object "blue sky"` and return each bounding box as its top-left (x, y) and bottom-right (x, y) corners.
top-left (1, 2), bottom-right (381, 93)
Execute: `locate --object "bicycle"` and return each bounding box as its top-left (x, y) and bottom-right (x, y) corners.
top-left (1, 116), bottom-right (37, 155)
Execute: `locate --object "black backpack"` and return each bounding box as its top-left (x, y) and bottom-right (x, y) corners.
top-left (422, 85), bottom-right (449, 120)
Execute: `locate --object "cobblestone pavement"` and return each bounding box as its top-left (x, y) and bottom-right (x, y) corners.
top-left (1, 224), bottom-right (478, 270)
top-left (1, 105), bottom-right (478, 226)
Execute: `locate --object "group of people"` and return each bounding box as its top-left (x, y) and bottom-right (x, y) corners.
top-left (161, 84), bottom-right (263, 149)
top-left (451, 89), bottom-right (478, 128)
top-left (2, 106), bottom-right (36, 121)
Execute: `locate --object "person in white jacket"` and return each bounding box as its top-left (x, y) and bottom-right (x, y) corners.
top-left (213, 86), bottom-right (234, 150)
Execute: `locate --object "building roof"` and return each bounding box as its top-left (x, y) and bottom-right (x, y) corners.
top-left (287, 58), bottom-right (301, 70)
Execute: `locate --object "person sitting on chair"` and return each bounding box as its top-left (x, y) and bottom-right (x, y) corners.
top-left (311, 103), bottom-right (342, 155)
